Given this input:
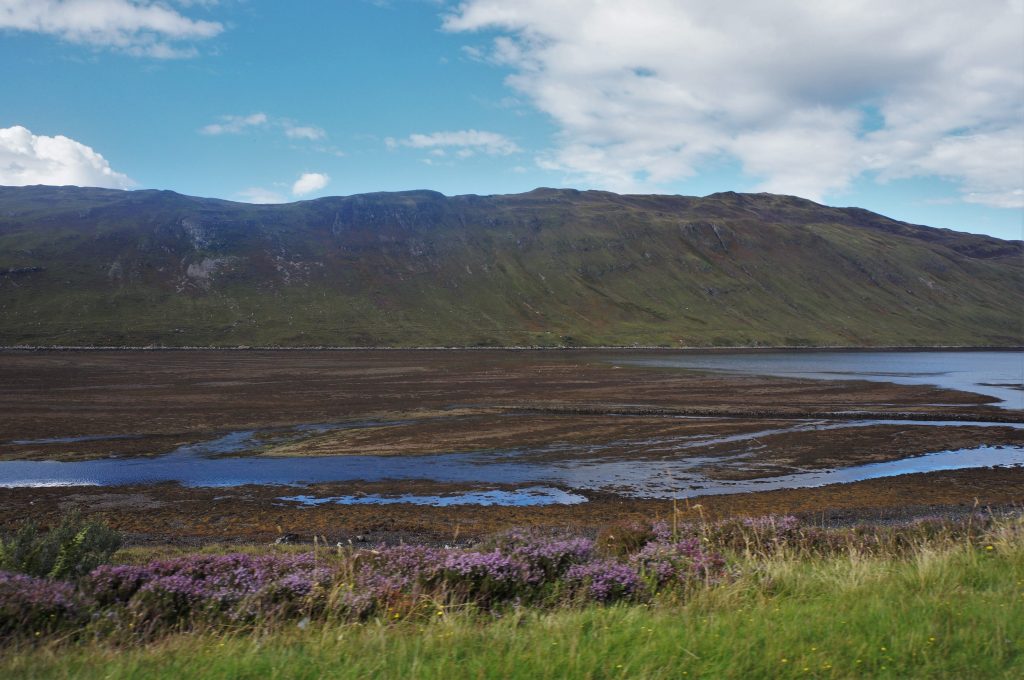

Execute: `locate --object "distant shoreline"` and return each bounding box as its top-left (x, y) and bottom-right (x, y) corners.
top-left (1, 344), bottom-right (1021, 352)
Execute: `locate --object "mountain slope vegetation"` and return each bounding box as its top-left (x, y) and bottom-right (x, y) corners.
top-left (0, 185), bottom-right (1020, 347)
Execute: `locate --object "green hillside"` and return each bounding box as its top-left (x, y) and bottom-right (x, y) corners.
top-left (0, 185), bottom-right (1020, 347)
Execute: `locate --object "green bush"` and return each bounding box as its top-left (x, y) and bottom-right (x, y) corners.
top-left (0, 510), bottom-right (122, 579)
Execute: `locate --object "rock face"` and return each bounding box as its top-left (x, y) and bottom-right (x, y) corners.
top-left (0, 185), bottom-right (1020, 347)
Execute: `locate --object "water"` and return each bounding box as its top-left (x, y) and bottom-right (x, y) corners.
top-left (618, 350), bottom-right (1024, 409)
top-left (3, 351), bottom-right (1021, 504)
top-left (0, 421), bottom-right (1021, 500)
top-left (279, 487), bottom-right (588, 507)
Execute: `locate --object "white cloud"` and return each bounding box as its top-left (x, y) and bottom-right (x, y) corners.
top-left (445, 0), bottom-right (1024, 207)
top-left (200, 113), bottom-right (268, 135)
top-left (731, 109), bottom-right (864, 200)
top-left (0, 124), bottom-right (133, 188)
top-left (0, 0), bottom-right (223, 58)
top-left (239, 170), bottom-right (332, 203)
top-left (284, 124), bottom-right (326, 141)
top-left (237, 187), bottom-right (285, 204)
top-left (390, 129), bottom-right (521, 157)
top-left (881, 128), bottom-right (1024, 209)
top-left (201, 115), bottom-right (331, 146)
top-left (291, 172), bottom-right (329, 196)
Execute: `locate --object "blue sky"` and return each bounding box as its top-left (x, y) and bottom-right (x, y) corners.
top-left (0, 0), bottom-right (1022, 240)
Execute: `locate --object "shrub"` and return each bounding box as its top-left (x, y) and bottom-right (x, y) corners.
top-left (433, 550), bottom-right (530, 606)
top-left (631, 539), bottom-right (726, 587)
top-left (353, 545), bottom-right (445, 602)
top-left (565, 560), bottom-right (640, 603)
top-left (489, 529), bottom-right (594, 582)
top-left (595, 521), bottom-right (660, 558)
top-left (1, 513), bottom-right (1007, 643)
top-left (0, 570), bottom-right (83, 637)
top-left (85, 553), bottom-right (334, 629)
top-left (0, 510), bottom-right (122, 580)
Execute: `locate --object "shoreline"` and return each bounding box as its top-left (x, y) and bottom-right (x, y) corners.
top-left (3, 466), bottom-right (1022, 547)
top-left (2, 344), bottom-right (1022, 352)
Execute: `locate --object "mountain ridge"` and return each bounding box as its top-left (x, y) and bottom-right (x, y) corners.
top-left (0, 185), bottom-right (1020, 347)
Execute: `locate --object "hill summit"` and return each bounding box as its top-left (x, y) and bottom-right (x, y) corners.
top-left (0, 185), bottom-right (1020, 347)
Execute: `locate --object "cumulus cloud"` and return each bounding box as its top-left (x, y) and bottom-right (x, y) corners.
top-left (0, 0), bottom-right (223, 58)
top-left (200, 113), bottom-right (268, 135)
top-left (0, 125), bottom-right (133, 188)
top-left (882, 128), bottom-right (1024, 210)
top-left (291, 172), bottom-right (329, 196)
top-left (387, 129), bottom-right (521, 157)
top-left (444, 0), bottom-right (1024, 206)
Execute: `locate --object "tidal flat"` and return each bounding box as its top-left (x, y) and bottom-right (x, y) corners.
top-left (0, 349), bottom-right (1021, 545)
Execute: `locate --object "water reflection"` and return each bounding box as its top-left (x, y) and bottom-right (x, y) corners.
top-left (619, 350), bottom-right (1024, 409)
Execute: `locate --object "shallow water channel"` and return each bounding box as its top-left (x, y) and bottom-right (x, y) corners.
top-left (1, 418), bottom-right (1021, 506)
top-left (619, 350), bottom-right (1024, 409)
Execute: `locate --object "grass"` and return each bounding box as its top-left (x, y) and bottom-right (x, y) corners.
top-left (4, 524), bottom-right (1022, 679)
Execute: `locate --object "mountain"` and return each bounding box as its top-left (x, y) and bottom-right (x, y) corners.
top-left (0, 185), bottom-right (1020, 347)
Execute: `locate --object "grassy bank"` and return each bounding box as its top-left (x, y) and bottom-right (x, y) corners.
top-left (4, 519), bottom-right (1022, 679)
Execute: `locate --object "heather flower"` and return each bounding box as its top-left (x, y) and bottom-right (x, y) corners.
top-left (435, 550), bottom-right (530, 605)
top-left (347, 544), bottom-right (455, 616)
top-left (442, 550), bottom-right (524, 581)
top-left (86, 553), bottom-right (335, 627)
top-left (354, 545), bottom-right (445, 595)
top-left (565, 561), bottom-right (640, 603)
top-left (491, 529), bottom-right (594, 582)
top-left (650, 521), bottom-right (672, 542)
top-left (631, 539), bottom-right (726, 587)
top-left (0, 570), bottom-right (82, 636)
top-left (357, 545), bottom-right (445, 579)
top-left (83, 564), bottom-right (151, 606)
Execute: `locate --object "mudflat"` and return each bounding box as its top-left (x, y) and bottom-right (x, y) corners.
top-left (0, 349), bottom-right (1021, 544)
top-left (0, 349), bottom-right (1012, 459)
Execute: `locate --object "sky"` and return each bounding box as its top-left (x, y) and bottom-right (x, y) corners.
top-left (0, 0), bottom-right (1022, 240)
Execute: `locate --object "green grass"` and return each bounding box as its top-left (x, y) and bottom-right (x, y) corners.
top-left (6, 536), bottom-right (1022, 679)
